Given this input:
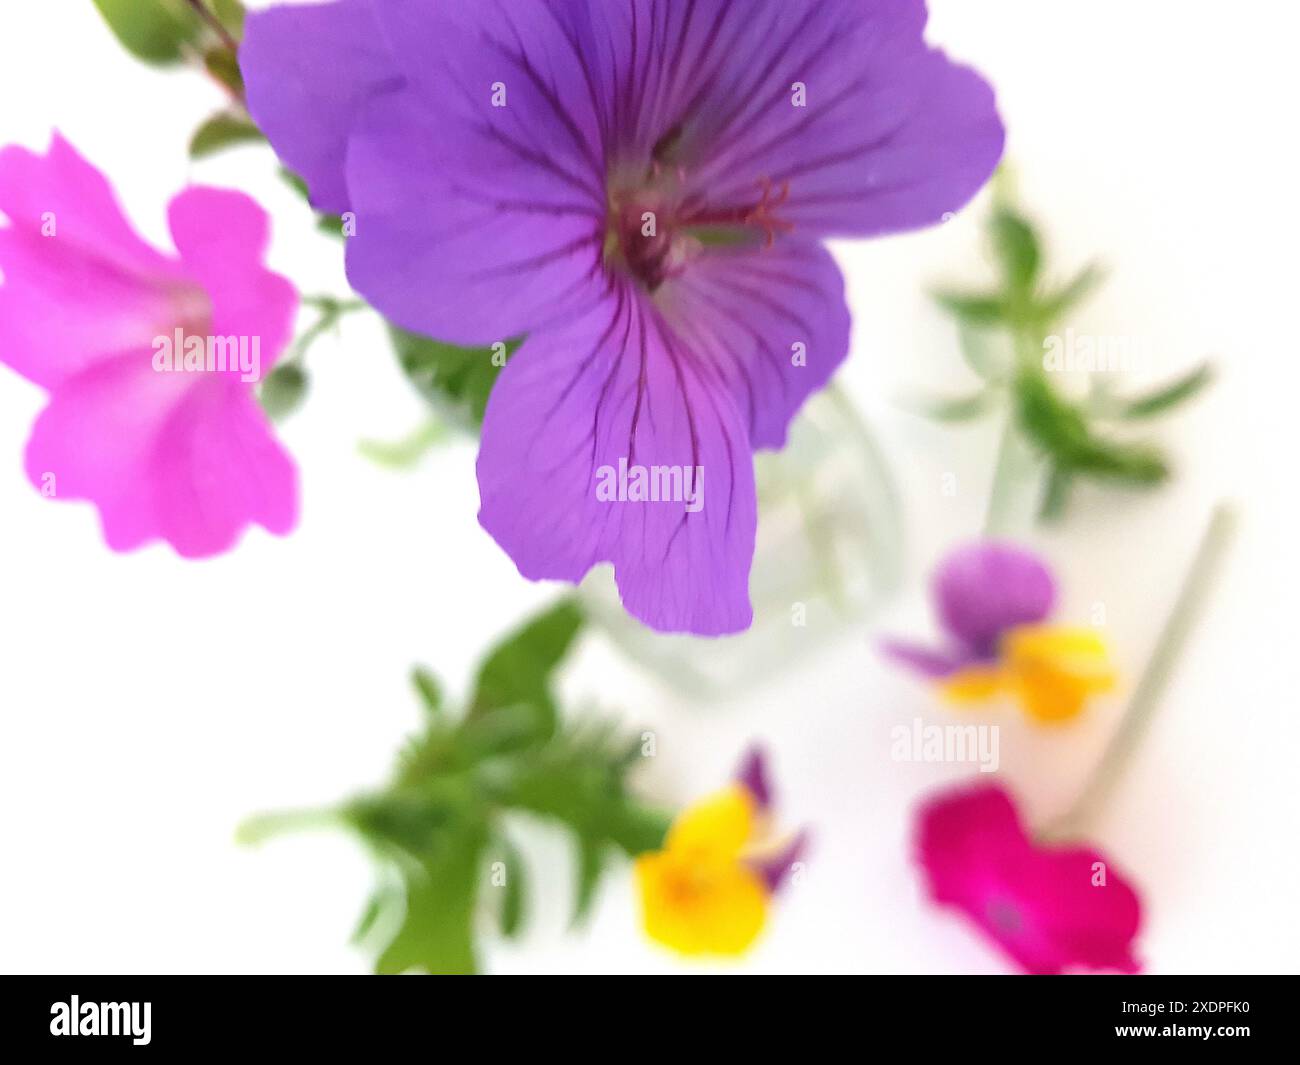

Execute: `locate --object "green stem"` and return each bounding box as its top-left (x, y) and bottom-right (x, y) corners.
top-left (1042, 503), bottom-right (1238, 840)
top-left (301, 295), bottom-right (366, 314)
top-left (982, 412), bottom-right (1021, 536)
top-left (982, 326), bottom-right (1047, 536)
top-left (184, 0), bottom-right (240, 55)
top-left (236, 806), bottom-right (341, 846)
top-left (286, 298), bottom-right (367, 366)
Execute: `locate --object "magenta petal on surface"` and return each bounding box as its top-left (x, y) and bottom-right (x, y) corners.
top-left (240, 0), bottom-right (401, 214)
top-left (934, 542), bottom-right (1056, 656)
top-left (916, 783), bottom-right (1142, 975)
top-left (477, 283), bottom-right (756, 635)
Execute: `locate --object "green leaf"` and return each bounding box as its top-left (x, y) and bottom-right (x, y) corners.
top-left (350, 892), bottom-right (387, 945)
top-left (932, 291), bottom-right (1007, 326)
top-left (905, 388), bottom-right (996, 423)
top-left (189, 112), bottom-right (263, 159)
top-left (373, 819), bottom-right (489, 976)
top-left (494, 836), bottom-right (527, 939)
top-left (258, 364), bottom-right (308, 421)
top-left (457, 705), bottom-right (551, 760)
top-left (990, 207), bottom-right (1041, 296)
top-left (1035, 263), bottom-right (1105, 324)
top-left (411, 667), bottom-right (443, 716)
top-left (203, 47), bottom-right (245, 97)
top-left (279, 169), bottom-right (310, 200)
top-left (209, 0), bottom-right (246, 35)
top-left (389, 324), bottom-right (522, 429)
top-left (498, 725), bottom-right (671, 858)
top-left (278, 169), bottom-right (346, 237)
top-left (572, 835), bottom-right (606, 925)
top-left (315, 214), bottom-right (348, 239)
top-left (91, 0), bottom-right (201, 65)
top-left (1014, 369), bottom-right (1169, 486)
top-left (1118, 362), bottom-right (1214, 420)
top-left (600, 799), bottom-right (673, 856)
top-left (468, 599), bottom-right (586, 738)
top-left (956, 324), bottom-right (1011, 383)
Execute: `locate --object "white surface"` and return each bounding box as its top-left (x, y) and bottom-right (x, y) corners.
top-left (0, 1), bottom-right (1296, 974)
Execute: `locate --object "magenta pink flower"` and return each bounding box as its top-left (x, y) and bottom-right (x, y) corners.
top-left (0, 135), bottom-right (299, 556)
top-left (915, 782), bottom-right (1142, 974)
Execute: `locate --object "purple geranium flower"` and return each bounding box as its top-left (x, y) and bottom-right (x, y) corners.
top-left (241, 0), bottom-right (1004, 634)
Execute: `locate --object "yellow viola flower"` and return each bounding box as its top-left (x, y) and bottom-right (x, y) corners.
top-left (941, 624), bottom-right (1116, 722)
top-left (883, 543), bottom-right (1117, 723)
top-left (635, 749), bottom-right (806, 958)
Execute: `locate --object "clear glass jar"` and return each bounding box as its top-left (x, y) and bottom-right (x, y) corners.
top-left (578, 387), bottom-right (904, 697)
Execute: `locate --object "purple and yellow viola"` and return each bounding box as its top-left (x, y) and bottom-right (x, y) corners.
top-left (635, 747), bottom-right (806, 957)
top-left (883, 543), bottom-right (1116, 723)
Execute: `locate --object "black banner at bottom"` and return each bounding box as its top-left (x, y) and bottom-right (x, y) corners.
top-left (0, 975), bottom-right (1290, 1052)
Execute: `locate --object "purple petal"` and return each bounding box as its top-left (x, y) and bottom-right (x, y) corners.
top-left (878, 639), bottom-right (973, 680)
top-left (241, 0), bottom-right (402, 214)
top-left (343, 85), bottom-right (608, 345)
top-left (934, 543), bottom-right (1056, 656)
top-left (660, 240), bottom-right (850, 449)
top-left (735, 746), bottom-right (773, 811)
top-left (752, 830), bottom-right (810, 894)
top-left (368, 0), bottom-right (607, 199)
top-left (638, 0), bottom-right (1004, 237)
top-left (476, 282), bottom-right (756, 635)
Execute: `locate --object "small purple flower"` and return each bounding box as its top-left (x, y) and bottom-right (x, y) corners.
top-left (241, 0), bottom-right (1004, 634)
top-left (882, 542), bottom-right (1115, 722)
top-left (882, 541), bottom-right (1056, 678)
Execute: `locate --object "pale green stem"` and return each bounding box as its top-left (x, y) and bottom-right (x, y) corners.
top-left (981, 413), bottom-right (1021, 537)
top-left (1041, 503), bottom-right (1238, 840)
top-left (982, 327), bottom-right (1043, 537)
top-left (236, 806), bottom-right (341, 847)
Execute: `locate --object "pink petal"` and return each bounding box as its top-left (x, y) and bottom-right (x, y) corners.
top-left (26, 351), bottom-right (297, 558)
top-left (0, 133), bottom-right (190, 389)
top-left (167, 187), bottom-right (298, 375)
top-left (916, 783), bottom-right (1143, 975)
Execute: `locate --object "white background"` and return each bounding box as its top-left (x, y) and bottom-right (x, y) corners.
top-left (1, 1), bottom-right (1297, 974)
